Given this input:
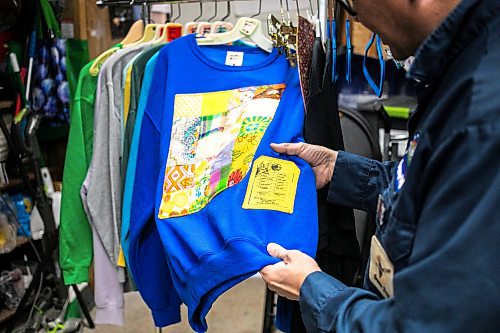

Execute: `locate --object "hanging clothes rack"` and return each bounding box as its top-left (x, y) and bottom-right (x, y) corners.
top-left (96, 0), bottom-right (252, 7)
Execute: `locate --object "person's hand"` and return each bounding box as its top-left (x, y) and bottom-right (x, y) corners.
top-left (271, 142), bottom-right (338, 190)
top-left (260, 243), bottom-right (321, 301)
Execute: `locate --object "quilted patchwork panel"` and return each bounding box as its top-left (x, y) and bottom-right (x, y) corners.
top-left (159, 84), bottom-right (286, 219)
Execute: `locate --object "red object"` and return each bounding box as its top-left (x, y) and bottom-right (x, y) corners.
top-left (167, 26), bottom-right (183, 42)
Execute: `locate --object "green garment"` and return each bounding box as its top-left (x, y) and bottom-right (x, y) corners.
top-left (60, 45), bottom-right (123, 285)
top-left (121, 44), bottom-right (165, 182)
top-left (65, 39), bottom-right (90, 103)
top-left (59, 60), bottom-right (98, 284)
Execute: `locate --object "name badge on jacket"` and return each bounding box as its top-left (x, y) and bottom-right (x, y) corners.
top-left (369, 235), bottom-right (394, 298)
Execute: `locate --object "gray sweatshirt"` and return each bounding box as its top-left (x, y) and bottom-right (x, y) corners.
top-left (81, 44), bottom-right (146, 324)
top-left (82, 44), bottom-right (146, 265)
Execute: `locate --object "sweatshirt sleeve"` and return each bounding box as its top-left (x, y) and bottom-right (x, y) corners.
top-left (128, 50), bottom-right (181, 327)
top-left (327, 151), bottom-right (396, 213)
top-left (59, 64), bottom-right (93, 285)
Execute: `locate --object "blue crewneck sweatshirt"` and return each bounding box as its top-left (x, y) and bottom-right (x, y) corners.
top-left (128, 34), bottom-right (318, 332)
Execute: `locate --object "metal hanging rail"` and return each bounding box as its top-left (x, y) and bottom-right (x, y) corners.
top-left (96, 0), bottom-right (252, 8)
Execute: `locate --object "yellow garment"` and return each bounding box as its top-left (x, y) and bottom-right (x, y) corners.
top-left (123, 64), bottom-right (134, 124)
top-left (117, 247), bottom-right (126, 267)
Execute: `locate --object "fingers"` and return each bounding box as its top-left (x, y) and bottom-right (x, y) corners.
top-left (259, 262), bottom-right (300, 301)
top-left (270, 142), bottom-right (305, 156)
top-left (267, 243), bottom-right (291, 263)
top-left (260, 261), bottom-right (286, 278)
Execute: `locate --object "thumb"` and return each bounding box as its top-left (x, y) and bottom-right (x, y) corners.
top-left (267, 243), bottom-right (291, 263)
top-left (270, 142), bottom-right (305, 156)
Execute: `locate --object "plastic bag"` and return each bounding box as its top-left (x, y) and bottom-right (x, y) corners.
top-left (31, 38), bottom-right (70, 124)
top-left (0, 268), bottom-right (25, 310)
top-left (0, 213), bottom-right (16, 254)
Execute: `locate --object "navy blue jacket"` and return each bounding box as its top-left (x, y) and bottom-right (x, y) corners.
top-left (299, 0), bottom-right (500, 332)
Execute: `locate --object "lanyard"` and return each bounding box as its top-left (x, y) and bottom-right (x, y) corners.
top-left (327, 0), bottom-right (338, 84)
top-left (345, 19), bottom-right (352, 84)
top-left (363, 33), bottom-right (386, 97)
top-left (330, 19), bottom-right (338, 84)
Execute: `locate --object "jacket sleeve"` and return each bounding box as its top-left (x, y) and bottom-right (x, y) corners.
top-left (59, 65), bottom-right (93, 285)
top-left (128, 50), bottom-right (181, 327)
top-left (327, 151), bottom-right (396, 213)
top-left (300, 124), bottom-right (500, 333)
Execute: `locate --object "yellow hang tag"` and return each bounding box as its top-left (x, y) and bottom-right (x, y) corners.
top-left (242, 156), bottom-right (300, 214)
top-left (369, 235), bottom-right (394, 298)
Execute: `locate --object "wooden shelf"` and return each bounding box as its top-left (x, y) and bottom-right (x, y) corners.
top-left (0, 171), bottom-right (43, 192)
top-left (0, 237), bottom-right (30, 256)
top-left (15, 236), bottom-right (29, 248)
top-left (0, 308), bottom-right (15, 324)
top-left (0, 100), bottom-right (14, 110)
top-left (0, 177), bottom-right (25, 192)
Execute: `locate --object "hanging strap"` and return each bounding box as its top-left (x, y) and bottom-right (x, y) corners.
top-left (327, 0), bottom-right (337, 84)
top-left (331, 19), bottom-right (338, 84)
top-left (363, 33), bottom-right (385, 98)
top-left (345, 19), bottom-right (352, 84)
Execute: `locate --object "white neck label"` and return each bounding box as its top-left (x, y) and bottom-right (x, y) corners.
top-left (225, 51), bottom-right (244, 66)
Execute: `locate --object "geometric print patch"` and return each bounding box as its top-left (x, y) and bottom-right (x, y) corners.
top-left (164, 165), bottom-right (195, 192)
top-left (159, 83), bottom-right (287, 219)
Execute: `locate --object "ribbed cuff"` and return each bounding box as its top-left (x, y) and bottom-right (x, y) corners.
top-left (95, 305), bottom-right (124, 326)
top-left (151, 305), bottom-right (182, 327)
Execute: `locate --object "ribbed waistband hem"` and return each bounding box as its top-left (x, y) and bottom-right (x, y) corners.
top-left (182, 238), bottom-right (280, 332)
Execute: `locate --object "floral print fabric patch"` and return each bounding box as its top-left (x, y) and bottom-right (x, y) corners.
top-left (159, 84), bottom-right (286, 219)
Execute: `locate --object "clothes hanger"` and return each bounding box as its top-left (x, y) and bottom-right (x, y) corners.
top-left (185, 3), bottom-right (203, 34)
top-left (198, 17), bottom-right (274, 52)
top-left (128, 23), bottom-right (158, 46)
top-left (285, 0), bottom-right (293, 25)
top-left (207, 1), bottom-right (218, 23)
top-left (152, 24), bottom-right (165, 43)
top-left (318, 0), bottom-right (326, 42)
top-left (284, 0), bottom-right (299, 66)
top-left (124, 0), bottom-right (159, 47)
top-left (307, 0), bottom-right (320, 34)
top-left (172, 3), bottom-right (181, 23)
top-left (197, 1), bottom-right (216, 36)
top-left (120, 20), bottom-right (145, 45)
top-left (221, 1), bottom-right (231, 21)
top-left (89, 19), bottom-right (146, 76)
top-left (306, 0), bottom-right (314, 20)
top-left (211, 0), bottom-right (233, 33)
top-left (89, 47), bottom-right (120, 76)
top-left (251, 0), bottom-right (263, 18)
top-left (163, 4), bottom-right (183, 42)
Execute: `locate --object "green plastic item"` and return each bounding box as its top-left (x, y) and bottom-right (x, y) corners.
top-left (65, 299), bottom-right (82, 320)
top-left (384, 106), bottom-right (411, 119)
top-left (40, 0), bottom-right (61, 38)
